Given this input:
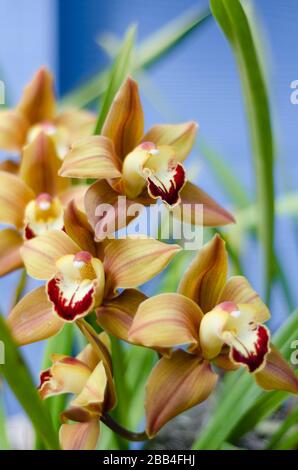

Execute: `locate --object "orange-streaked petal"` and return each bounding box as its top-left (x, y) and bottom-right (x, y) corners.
top-left (129, 293), bottom-right (202, 349)
top-left (220, 276), bottom-right (270, 323)
top-left (97, 289), bottom-right (147, 341)
top-left (0, 159), bottom-right (19, 174)
top-left (71, 361), bottom-right (107, 413)
top-left (145, 350), bottom-right (218, 437)
top-left (0, 110), bottom-right (29, 151)
top-left (39, 357), bottom-right (91, 399)
top-left (59, 136), bottom-right (121, 179)
top-left (102, 77), bottom-right (144, 159)
top-left (142, 122), bottom-right (198, 162)
top-left (174, 182), bottom-right (235, 226)
top-left (178, 234), bottom-right (228, 313)
top-left (0, 229), bottom-right (23, 276)
top-left (60, 420), bottom-right (99, 450)
top-left (21, 230), bottom-right (80, 280)
top-left (64, 200), bottom-right (97, 255)
top-left (0, 171), bottom-right (34, 228)
top-left (59, 185), bottom-right (87, 213)
top-left (104, 238), bottom-right (181, 293)
top-left (20, 131), bottom-right (68, 196)
top-left (7, 286), bottom-right (63, 345)
top-left (17, 67), bottom-right (55, 124)
top-left (54, 109), bottom-right (96, 141)
top-left (255, 345), bottom-right (298, 393)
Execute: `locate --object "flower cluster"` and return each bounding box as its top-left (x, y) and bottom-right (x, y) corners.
top-left (1, 69), bottom-right (297, 450)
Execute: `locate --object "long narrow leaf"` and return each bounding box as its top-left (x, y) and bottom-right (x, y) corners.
top-left (0, 315), bottom-right (59, 449)
top-left (0, 392), bottom-right (9, 449)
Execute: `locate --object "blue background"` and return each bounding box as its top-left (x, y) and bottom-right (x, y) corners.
top-left (0, 0), bottom-right (297, 416)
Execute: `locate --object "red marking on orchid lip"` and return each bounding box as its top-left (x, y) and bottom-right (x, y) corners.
top-left (38, 368), bottom-right (52, 390)
top-left (36, 193), bottom-right (52, 204)
top-left (74, 251), bottom-right (92, 264)
top-left (147, 162), bottom-right (186, 206)
top-left (231, 324), bottom-right (270, 373)
top-left (47, 276), bottom-right (94, 322)
top-left (24, 224), bottom-right (35, 240)
top-left (139, 141), bottom-right (156, 151)
top-left (218, 301), bottom-right (237, 313)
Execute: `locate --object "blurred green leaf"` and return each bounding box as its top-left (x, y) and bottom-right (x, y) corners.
top-left (60, 7), bottom-right (211, 109)
top-left (267, 407), bottom-right (298, 449)
top-left (192, 308), bottom-right (298, 450)
top-left (210, 0), bottom-right (275, 304)
top-left (94, 25), bottom-right (136, 134)
top-left (0, 392), bottom-right (9, 449)
top-left (0, 315), bottom-right (59, 449)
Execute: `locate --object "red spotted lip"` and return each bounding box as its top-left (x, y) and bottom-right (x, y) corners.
top-left (231, 324), bottom-right (270, 373)
top-left (47, 276), bottom-right (95, 322)
top-left (147, 162), bottom-right (186, 206)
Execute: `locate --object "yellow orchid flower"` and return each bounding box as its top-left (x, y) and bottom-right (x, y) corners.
top-left (38, 334), bottom-right (113, 450)
top-left (127, 235), bottom-right (298, 437)
top-left (59, 77), bottom-right (234, 239)
top-left (0, 67), bottom-right (95, 168)
top-left (0, 132), bottom-right (86, 277)
top-left (7, 201), bottom-right (181, 344)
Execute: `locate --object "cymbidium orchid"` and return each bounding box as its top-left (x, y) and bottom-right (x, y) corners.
top-left (7, 201), bottom-right (181, 345)
top-left (128, 235), bottom-right (298, 437)
top-left (38, 333), bottom-right (114, 450)
top-left (0, 132), bottom-right (85, 277)
top-left (0, 67), bottom-right (95, 170)
top-left (59, 77), bottom-right (234, 239)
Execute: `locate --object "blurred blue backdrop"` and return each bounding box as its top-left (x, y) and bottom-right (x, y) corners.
top-left (0, 0), bottom-right (297, 416)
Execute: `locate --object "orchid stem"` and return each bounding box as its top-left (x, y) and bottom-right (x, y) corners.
top-left (101, 413), bottom-right (148, 442)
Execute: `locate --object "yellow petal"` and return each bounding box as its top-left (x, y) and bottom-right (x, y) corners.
top-left (39, 357), bottom-right (91, 399)
top-left (21, 230), bottom-right (80, 280)
top-left (104, 238), bottom-right (181, 293)
top-left (129, 293), bottom-right (202, 349)
top-left (59, 185), bottom-right (87, 213)
top-left (54, 109), bottom-right (96, 141)
top-left (59, 135), bottom-right (121, 179)
top-left (102, 77), bottom-right (144, 159)
top-left (59, 420), bottom-right (100, 450)
top-left (20, 131), bottom-right (68, 196)
top-left (0, 171), bottom-right (34, 228)
top-left (97, 289), bottom-right (147, 341)
top-left (146, 350), bottom-right (218, 437)
top-left (142, 122), bottom-right (198, 161)
top-left (64, 200), bottom-right (97, 256)
top-left (71, 361), bottom-right (107, 413)
top-left (174, 182), bottom-right (235, 226)
top-left (220, 275), bottom-right (270, 323)
top-left (0, 110), bottom-right (29, 151)
top-left (199, 305), bottom-right (230, 359)
top-left (255, 345), bottom-right (298, 393)
top-left (17, 67), bottom-right (55, 124)
top-left (7, 286), bottom-right (63, 345)
top-left (0, 159), bottom-right (19, 174)
top-left (0, 229), bottom-right (23, 276)
top-left (178, 234), bottom-right (228, 312)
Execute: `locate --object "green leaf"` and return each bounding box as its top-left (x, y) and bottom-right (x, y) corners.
top-left (0, 392), bottom-right (9, 450)
top-left (192, 309), bottom-right (298, 450)
top-left (267, 407), bottom-right (298, 449)
top-left (94, 25), bottom-right (136, 134)
top-left (0, 315), bottom-right (59, 449)
top-left (210, 0), bottom-right (275, 304)
top-left (60, 7), bottom-right (211, 109)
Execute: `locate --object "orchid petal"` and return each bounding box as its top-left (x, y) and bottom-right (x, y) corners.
top-left (59, 420), bottom-right (100, 450)
top-left (0, 110), bottom-right (28, 151)
top-left (129, 293), bottom-right (202, 349)
top-left (142, 122), bottom-right (198, 161)
top-left (0, 171), bottom-right (34, 228)
top-left (178, 234), bottom-right (228, 312)
top-left (71, 361), bottom-right (107, 413)
top-left (64, 200), bottom-right (97, 255)
top-left (104, 238), bottom-right (181, 293)
top-left (102, 77), bottom-right (144, 159)
top-left (54, 109), bottom-right (96, 141)
top-left (0, 159), bottom-right (19, 174)
top-left (59, 135), bottom-right (122, 179)
top-left (0, 228), bottom-right (23, 276)
top-left (17, 67), bottom-right (55, 124)
top-left (7, 286), bottom-right (63, 345)
top-left (21, 230), bottom-right (80, 280)
top-left (145, 350), bottom-right (218, 437)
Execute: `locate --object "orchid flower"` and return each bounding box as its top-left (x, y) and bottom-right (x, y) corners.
top-left (59, 77), bottom-right (234, 239)
top-left (38, 333), bottom-right (114, 450)
top-left (0, 132), bottom-right (85, 277)
top-left (127, 235), bottom-right (298, 437)
top-left (0, 67), bottom-right (95, 170)
top-left (7, 201), bottom-right (181, 345)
